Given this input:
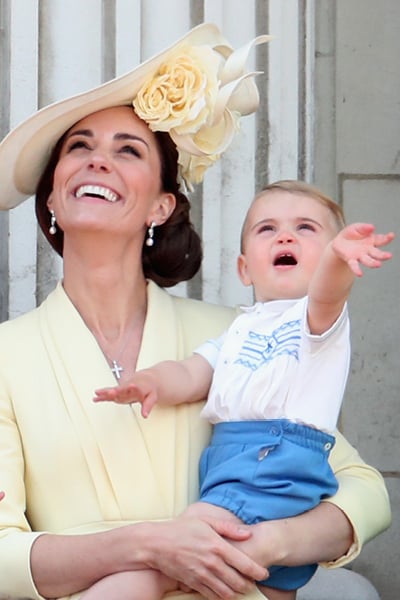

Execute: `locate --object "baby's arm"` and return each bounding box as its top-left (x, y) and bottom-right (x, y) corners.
top-left (94, 354), bottom-right (213, 417)
top-left (308, 223), bottom-right (394, 334)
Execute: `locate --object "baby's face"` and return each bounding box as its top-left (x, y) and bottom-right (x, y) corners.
top-left (237, 191), bottom-right (337, 302)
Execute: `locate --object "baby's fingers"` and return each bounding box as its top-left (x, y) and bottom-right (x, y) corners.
top-left (141, 393), bottom-right (157, 418)
top-left (365, 243), bottom-right (393, 264)
top-left (115, 384), bottom-right (145, 402)
top-left (355, 247), bottom-right (393, 274)
top-left (93, 383), bottom-right (142, 404)
top-left (347, 258), bottom-right (364, 277)
top-left (373, 231), bottom-right (395, 248)
top-left (93, 387), bottom-right (119, 402)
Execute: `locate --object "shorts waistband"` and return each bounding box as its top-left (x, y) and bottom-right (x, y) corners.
top-left (210, 419), bottom-right (335, 453)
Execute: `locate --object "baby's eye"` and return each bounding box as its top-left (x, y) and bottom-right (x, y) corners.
top-left (258, 224), bottom-right (274, 233)
top-left (298, 223), bottom-right (316, 232)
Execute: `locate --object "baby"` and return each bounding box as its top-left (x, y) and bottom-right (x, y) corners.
top-left (89, 180), bottom-right (394, 600)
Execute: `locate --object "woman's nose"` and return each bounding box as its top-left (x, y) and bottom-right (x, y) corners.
top-left (87, 153), bottom-right (111, 172)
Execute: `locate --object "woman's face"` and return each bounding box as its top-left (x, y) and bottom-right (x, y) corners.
top-left (47, 106), bottom-right (175, 242)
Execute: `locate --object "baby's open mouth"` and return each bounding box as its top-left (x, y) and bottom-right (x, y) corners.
top-left (274, 253), bottom-right (297, 266)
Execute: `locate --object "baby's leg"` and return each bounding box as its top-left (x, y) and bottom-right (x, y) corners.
top-left (182, 500), bottom-right (243, 524)
top-left (183, 505), bottom-right (298, 600)
top-left (80, 569), bottom-right (177, 600)
top-left (257, 584), bottom-right (296, 600)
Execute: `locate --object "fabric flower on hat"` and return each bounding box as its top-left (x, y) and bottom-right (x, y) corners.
top-left (178, 150), bottom-right (221, 188)
top-left (133, 34), bottom-right (271, 190)
top-left (133, 46), bottom-right (220, 136)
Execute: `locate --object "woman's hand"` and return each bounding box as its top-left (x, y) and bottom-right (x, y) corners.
top-left (31, 514), bottom-right (266, 599)
top-left (229, 502), bottom-right (354, 570)
top-left (143, 516), bottom-right (268, 600)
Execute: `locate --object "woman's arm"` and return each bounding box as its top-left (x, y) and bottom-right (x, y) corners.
top-left (28, 432), bottom-right (391, 598)
top-left (231, 502), bottom-right (353, 571)
top-left (321, 429), bottom-right (391, 563)
top-left (0, 359), bottom-right (263, 600)
top-left (31, 517), bottom-right (267, 599)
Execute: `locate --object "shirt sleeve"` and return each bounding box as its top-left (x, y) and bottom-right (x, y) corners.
top-left (193, 331), bottom-right (227, 369)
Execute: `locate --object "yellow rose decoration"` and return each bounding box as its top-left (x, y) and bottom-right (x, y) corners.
top-left (134, 46), bottom-right (220, 136)
top-left (133, 33), bottom-right (272, 189)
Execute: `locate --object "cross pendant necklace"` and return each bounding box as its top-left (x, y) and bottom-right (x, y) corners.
top-left (106, 324), bottom-right (138, 381)
top-left (104, 343), bottom-right (129, 382)
top-left (111, 359), bottom-right (124, 380)
top-left (95, 307), bottom-right (146, 382)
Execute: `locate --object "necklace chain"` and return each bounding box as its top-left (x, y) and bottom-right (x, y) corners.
top-left (103, 332), bottom-right (134, 380)
top-left (88, 303), bottom-right (146, 382)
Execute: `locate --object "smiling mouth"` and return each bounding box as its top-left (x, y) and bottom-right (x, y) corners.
top-left (274, 253), bottom-right (297, 266)
top-left (75, 185), bottom-right (119, 203)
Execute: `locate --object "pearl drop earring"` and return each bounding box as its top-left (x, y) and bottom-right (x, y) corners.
top-left (146, 222), bottom-right (156, 247)
top-left (49, 210), bottom-right (57, 235)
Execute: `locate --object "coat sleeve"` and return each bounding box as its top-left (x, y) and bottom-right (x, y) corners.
top-left (0, 361), bottom-right (46, 599)
top-left (321, 429), bottom-right (391, 566)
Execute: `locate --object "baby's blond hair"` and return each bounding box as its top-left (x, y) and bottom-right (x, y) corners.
top-left (240, 180), bottom-right (345, 252)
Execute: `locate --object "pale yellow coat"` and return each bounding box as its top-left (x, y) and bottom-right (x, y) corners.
top-left (0, 282), bottom-right (391, 599)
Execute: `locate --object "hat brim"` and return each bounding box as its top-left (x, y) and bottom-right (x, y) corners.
top-left (0, 23), bottom-right (232, 209)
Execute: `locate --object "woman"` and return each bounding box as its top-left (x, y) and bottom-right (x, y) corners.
top-left (0, 23), bottom-right (391, 600)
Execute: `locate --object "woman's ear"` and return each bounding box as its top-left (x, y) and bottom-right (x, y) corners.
top-left (237, 253), bottom-right (253, 287)
top-left (46, 193), bottom-right (54, 210)
top-left (150, 192), bottom-right (176, 226)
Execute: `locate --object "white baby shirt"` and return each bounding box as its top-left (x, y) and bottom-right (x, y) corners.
top-left (197, 296), bottom-right (350, 432)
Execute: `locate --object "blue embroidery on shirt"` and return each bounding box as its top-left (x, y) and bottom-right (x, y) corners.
top-left (234, 319), bottom-right (301, 370)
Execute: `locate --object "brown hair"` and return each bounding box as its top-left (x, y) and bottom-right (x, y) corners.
top-left (240, 179), bottom-right (345, 251)
top-left (35, 127), bottom-right (202, 288)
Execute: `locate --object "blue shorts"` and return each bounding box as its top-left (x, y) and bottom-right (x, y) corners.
top-left (199, 419), bottom-right (337, 590)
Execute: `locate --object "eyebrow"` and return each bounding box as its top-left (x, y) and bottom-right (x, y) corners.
top-left (296, 217), bottom-right (322, 227)
top-left (66, 129), bottom-right (149, 148)
top-left (251, 217), bottom-right (323, 230)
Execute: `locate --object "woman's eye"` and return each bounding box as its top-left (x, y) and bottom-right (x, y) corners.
top-left (67, 140), bottom-right (91, 152)
top-left (119, 145), bottom-right (141, 157)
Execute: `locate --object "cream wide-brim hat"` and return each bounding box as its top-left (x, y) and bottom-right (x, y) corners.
top-left (0, 23), bottom-right (269, 209)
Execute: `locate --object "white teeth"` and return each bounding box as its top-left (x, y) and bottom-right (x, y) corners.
top-left (75, 185), bottom-right (119, 203)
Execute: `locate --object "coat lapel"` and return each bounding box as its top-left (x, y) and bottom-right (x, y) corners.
top-left (39, 282), bottom-right (194, 519)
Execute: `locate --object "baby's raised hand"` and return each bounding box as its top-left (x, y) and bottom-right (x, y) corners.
top-left (93, 371), bottom-right (158, 417)
top-left (332, 223), bottom-right (394, 277)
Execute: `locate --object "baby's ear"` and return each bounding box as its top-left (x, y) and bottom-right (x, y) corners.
top-left (237, 254), bottom-right (253, 287)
